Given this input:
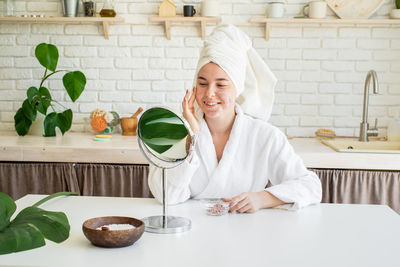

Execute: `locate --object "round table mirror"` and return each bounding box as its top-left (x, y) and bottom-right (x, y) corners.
top-left (137, 107), bottom-right (194, 234)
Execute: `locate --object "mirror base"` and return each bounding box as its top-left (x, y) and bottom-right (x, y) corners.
top-left (142, 215), bottom-right (191, 234)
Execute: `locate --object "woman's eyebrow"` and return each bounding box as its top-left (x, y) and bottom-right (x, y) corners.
top-left (197, 76), bottom-right (229, 81)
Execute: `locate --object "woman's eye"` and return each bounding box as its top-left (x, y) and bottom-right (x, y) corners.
top-left (199, 83), bottom-right (207, 86)
top-left (217, 84), bottom-right (227, 88)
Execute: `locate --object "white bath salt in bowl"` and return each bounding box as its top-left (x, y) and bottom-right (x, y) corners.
top-left (96, 224), bottom-right (136, 231)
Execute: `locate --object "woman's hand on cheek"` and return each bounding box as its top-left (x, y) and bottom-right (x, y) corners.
top-left (182, 87), bottom-right (200, 135)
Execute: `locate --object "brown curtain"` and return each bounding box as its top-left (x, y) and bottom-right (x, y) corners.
top-left (0, 162), bottom-right (79, 200)
top-left (310, 168), bottom-right (400, 214)
top-left (76, 163), bottom-right (152, 198)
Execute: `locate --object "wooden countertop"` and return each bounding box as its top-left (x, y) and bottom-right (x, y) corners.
top-left (1, 132), bottom-right (399, 170)
top-left (0, 132), bottom-right (145, 164)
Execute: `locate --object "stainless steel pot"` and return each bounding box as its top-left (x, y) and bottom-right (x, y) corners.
top-left (61, 0), bottom-right (79, 17)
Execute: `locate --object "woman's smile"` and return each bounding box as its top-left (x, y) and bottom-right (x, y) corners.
top-left (204, 100), bottom-right (222, 107)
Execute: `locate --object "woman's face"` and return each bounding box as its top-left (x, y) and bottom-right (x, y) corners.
top-left (195, 62), bottom-right (236, 119)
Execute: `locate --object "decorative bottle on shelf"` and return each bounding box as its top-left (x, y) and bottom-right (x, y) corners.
top-left (4, 0), bottom-right (16, 16)
top-left (100, 0), bottom-right (116, 17)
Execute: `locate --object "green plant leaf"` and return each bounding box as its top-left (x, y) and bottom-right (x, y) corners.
top-left (0, 192), bottom-right (77, 255)
top-left (43, 112), bottom-right (57, 137)
top-left (39, 87), bottom-right (51, 100)
top-left (36, 88), bottom-right (51, 116)
top-left (12, 207), bottom-right (70, 243)
top-left (0, 224), bottom-right (45, 254)
top-left (56, 109), bottom-right (73, 135)
top-left (63, 71), bottom-right (86, 102)
top-left (22, 99), bottom-right (37, 121)
top-left (35, 43), bottom-right (58, 72)
top-left (397, 0), bottom-right (400, 9)
top-left (0, 193), bottom-right (16, 232)
top-left (43, 110), bottom-right (73, 136)
top-left (14, 108), bottom-right (32, 136)
top-left (27, 87), bottom-right (39, 104)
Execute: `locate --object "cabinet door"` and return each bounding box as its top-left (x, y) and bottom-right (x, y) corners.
top-left (0, 162), bottom-right (79, 200)
top-left (311, 168), bottom-right (400, 214)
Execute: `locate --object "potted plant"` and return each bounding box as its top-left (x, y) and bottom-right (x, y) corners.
top-left (390, 0), bottom-right (400, 19)
top-left (14, 43), bottom-right (86, 137)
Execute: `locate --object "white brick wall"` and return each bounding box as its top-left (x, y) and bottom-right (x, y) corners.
top-left (0, 0), bottom-right (399, 137)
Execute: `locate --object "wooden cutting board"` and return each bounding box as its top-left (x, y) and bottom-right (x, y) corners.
top-left (325, 0), bottom-right (384, 19)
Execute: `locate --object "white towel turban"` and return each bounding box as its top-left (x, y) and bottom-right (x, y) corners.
top-left (194, 24), bottom-right (277, 121)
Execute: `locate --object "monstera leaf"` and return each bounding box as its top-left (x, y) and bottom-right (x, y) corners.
top-left (0, 192), bottom-right (77, 255)
top-left (139, 108), bottom-right (188, 154)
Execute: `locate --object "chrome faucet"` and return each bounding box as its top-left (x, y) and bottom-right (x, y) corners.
top-left (359, 70), bottom-right (379, 142)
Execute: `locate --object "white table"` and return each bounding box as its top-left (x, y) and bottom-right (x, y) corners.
top-left (1, 195), bottom-right (400, 267)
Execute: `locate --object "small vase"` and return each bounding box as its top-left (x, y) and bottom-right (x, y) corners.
top-left (4, 0), bottom-right (16, 16)
top-left (390, 9), bottom-right (400, 19)
top-left (29, 113), bottom-right (45, 136)
top-left (28, 113), bottom-right (62, 137)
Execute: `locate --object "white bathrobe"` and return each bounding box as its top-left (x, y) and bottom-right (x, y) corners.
top-left (148, 105), bottom-right (322, 210)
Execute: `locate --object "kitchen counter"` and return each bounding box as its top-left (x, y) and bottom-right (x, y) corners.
top-left (1, 131), bottom-right (399, 170)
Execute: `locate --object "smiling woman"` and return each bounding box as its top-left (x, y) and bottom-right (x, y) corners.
top-left (148, 24), bottom-right (322, 213)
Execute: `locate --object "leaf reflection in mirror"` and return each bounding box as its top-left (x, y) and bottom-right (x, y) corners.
top-left (138, 108), bottom-right (190, 163)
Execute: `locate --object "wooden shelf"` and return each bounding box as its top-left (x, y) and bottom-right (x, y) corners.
top-left (0, 16), bottom-right (125, 39)
top-left (149, 16), bottom-right (221, 40)
top-left (249, 17), bottom-right (400, 40)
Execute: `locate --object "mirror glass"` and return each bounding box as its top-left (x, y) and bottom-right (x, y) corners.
top-left (138, 107), bottom-right (191, 165)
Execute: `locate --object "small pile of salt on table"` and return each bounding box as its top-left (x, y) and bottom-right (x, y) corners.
top-left (96, 224), bottom-right (136, 231)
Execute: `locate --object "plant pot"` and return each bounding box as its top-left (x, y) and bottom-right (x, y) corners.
top-left (28, 113), bottom-right (61, 137)
top-left (390, 9), bottom-right (400, 19)
top-left (28, 114), bottom-right (45, 136)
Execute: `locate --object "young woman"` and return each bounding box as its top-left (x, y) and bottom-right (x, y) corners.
top-left (148, 25), bottom-right (322, 213)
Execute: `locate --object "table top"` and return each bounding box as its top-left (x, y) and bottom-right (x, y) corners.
top-left (1, 195), bottom-right (399, 267)
top-left (1, 131), bottom-right (400, 170)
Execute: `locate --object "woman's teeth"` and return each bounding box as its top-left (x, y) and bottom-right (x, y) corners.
top-left (205, 102), bottom-right (218, 106)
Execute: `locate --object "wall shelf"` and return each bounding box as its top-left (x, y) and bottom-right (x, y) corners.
top-left (149, 16), bottom-right (221, 40)
top-left (249, 17), bottom-right (400, 40)
top-left (0, 16), bottom-right (125, 40)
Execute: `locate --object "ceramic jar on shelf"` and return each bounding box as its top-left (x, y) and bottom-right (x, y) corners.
top-left (201, 0), bottom-right (220, 17)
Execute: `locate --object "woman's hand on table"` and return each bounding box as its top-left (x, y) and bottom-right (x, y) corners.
top-left (182, 87), bottom-right (200, 136)
top-left (223, 191), bottom-right (286, 213)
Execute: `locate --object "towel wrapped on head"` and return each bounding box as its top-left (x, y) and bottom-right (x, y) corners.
top-left (194, 24), bottom-right (277, 121)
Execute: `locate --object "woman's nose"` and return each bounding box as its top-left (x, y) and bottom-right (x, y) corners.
top-left (205, 84), bottom-right (216, 97)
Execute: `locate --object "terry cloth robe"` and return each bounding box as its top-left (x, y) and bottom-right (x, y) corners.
top-left (148, 105), bottom-right (322, 210)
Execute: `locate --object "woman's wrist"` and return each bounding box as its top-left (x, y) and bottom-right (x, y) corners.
top-left (259, 191), bottom-right (286, 209)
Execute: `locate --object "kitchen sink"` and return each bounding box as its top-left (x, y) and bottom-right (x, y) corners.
top-left (321, 139), bottom-right (400, 154)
